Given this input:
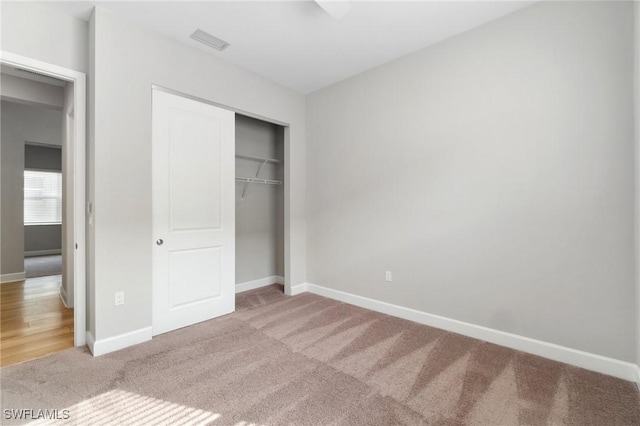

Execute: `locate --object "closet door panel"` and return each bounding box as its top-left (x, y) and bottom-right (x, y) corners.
top-left (152, 89), bottom-right (235, 336)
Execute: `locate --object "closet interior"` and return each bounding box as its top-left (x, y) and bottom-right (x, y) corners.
top-left (235, 114), bottom-right (285, 291)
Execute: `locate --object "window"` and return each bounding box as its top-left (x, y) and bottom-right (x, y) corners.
top-left (24, 170), bottom-right (62, 225)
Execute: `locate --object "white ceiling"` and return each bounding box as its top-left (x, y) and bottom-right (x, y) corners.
top-left (45, 1), bottom-right (536, 94)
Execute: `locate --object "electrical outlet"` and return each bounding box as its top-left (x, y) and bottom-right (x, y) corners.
top-left (385, 271), bottom-right (392, 282)
top-left (115, 292), bottom-right (125, 306)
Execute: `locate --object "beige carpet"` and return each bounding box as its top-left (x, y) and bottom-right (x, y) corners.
top-left (1, 285), bottom-right (638, 425)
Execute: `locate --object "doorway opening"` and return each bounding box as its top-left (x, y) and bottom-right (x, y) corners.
top-left (0, 51), bottom-right (86, 366)
top-left (24, 144), bottom-right (64, 280)
top-left (235, 114), bottom-right (285, 296)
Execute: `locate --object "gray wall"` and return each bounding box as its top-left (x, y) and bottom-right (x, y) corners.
top-left (0, 73), bottom-right (65, 110)
top-left (25, 225), bottom-right (62, 253)
top-left (236, 115), bottom-right (284, 284)
top-left (89, 7), bottom-right (306, 342)
top-left (306, 1), bottom-right (635, 362)
top-left (24, 144), bottom-right (63, 256)
top-left (1, 101), bottom-right (62, 275)
top-left (25, 144), bottom-right (62, 170)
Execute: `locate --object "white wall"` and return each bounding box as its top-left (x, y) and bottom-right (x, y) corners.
top-left (1, 101), bottom-right (62, 275)
top-left (306, 1), bottom-right (635, 362)
top-left (89, 7), bottom-right (306, 344)
top-left (0, 2), bottom-right (88, 73)
top-left (236, 115), bottom-right (284, 284)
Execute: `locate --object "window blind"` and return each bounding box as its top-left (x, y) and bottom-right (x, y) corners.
top-left (24, 170), bottom-right (62, 225)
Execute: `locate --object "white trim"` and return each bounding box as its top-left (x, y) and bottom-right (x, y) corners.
top-left (636, 365), bottom-right (640, 390)
top-left (1, 51), bottom-right (87, 348)
top-left (0, 272), bottom-right (26, 283)
top-left (290, 282), bottom-right (309, 296)
top-left (236, 276), bottom-right (284, 293)
top-left (283, 127), bottom-right (292, 297)
top-left (25, 249), bottom-right (62, 257)
top-left (88, 327), bottom-right (153, 357)
top-left (299, 283), bottom-right (638, 382)
top-left (634, 0), bottom-right (640, 393)
top-left (151, 84), bottom-right (289, 127)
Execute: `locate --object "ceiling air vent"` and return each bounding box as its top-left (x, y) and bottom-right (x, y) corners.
top-left (190, 29), bottom-right (230, 52)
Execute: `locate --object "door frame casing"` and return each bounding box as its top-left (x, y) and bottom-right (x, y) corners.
top-left (1, 51), bottom-right (87, 346)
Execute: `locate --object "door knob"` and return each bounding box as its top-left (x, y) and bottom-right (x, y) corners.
top-left (156, 239), bottom-right (164, 246)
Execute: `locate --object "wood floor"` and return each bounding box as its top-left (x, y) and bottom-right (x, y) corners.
top-left (1, 276), bottom-right (74, 367)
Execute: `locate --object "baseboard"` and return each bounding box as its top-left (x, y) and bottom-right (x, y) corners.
top-left (87, 327), bottom-right (153, 357)
top-left (301, 283), bottom-right (639, 383)
top-left (290, 282), bottom-right (309, 296)
top-left (59, 286), bottom-right (70, 308)
top-left (1, 272), bottom-right (26, 283)
top-left (236, 275), bottom-right (284, 293)
top-left (636, 365), bottom-right (640, 390)
top-left (86, 331), bottom-right (95, 354)
top-left (24, 249), bottom-right (62, 257)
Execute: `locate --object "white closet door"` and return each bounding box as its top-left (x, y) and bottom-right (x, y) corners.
top-left (152, 89), bottom-right (235, 336)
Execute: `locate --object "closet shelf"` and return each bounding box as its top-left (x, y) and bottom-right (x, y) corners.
top-left (236, 153), bottom-right (282, 200)
top-left (236, 177), bottom-right (282, 185)
top-left (236, 153), bottom-right (281, 164)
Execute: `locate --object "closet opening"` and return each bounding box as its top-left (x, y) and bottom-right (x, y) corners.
top-left (235, 114), bottom-right (285, 296)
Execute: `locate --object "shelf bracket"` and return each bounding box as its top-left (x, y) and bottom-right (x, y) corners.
top-left (241, 158), bottom-right (269, 200)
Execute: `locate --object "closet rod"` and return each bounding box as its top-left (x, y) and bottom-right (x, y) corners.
top-left (235, 177), bottom-right (282, 185)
